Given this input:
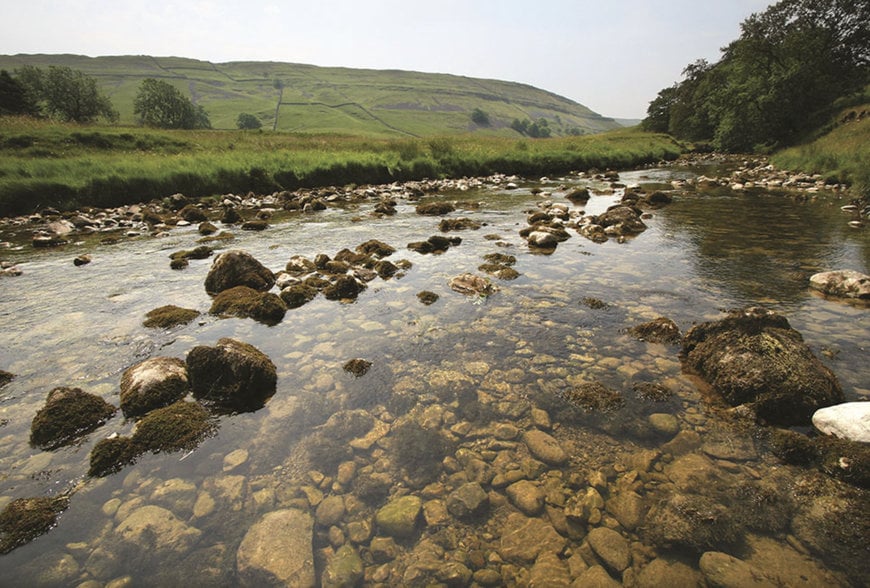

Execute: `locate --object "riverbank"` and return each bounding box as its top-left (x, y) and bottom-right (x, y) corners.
top-left (0, 117), bottom-right (682, 217)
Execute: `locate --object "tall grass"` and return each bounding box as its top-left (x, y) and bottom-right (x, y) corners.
top-left (0, 118), bottom-right (683, 216)
top-left (771, 106), bottom-right (870, 196)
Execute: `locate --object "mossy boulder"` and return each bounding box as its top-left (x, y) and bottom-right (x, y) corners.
top-left (142, 305), bottom-right (200, 329)
top-left (209, 285), bottom-right (287, 325)
top-left (280, 283), bottom-right (318, 309)
top-left (356, 239), bottom-right (396, 258)
top-left (0, 496), bottom-right (70, 554)
top-left (204, 250), bottom-right (275, 295)
top-left (645, 493), bottom-right (741, 553)
top-left (187, 338), bottom-right (277, 410)
top-left (627, 317), bottom-right (682, 344)
top-left (88, 436), bottom-right (138, 477)
top-left (132, 400), bottom-right (216, 453)
top-left (178, 204), bottom-right (207, 223)
top-left (0, 370), bottom-right (14, 389)
top-left (593, 205), bottom-right (647, 235)
top-left (375, 495), bottom-right (422, 538)
top-left (682, 307), bottom-right (843, 426)
top-left (416, 201), bottom-right (455, 216)
top-left (343, 358), bottom-right (372, 377)
top-left (30, 387), bottom-right (116, 450)
top-left (323, 275), bottom-right (364, 301)
top-left (120, 356), bottom-right (190, 418)
top-left (417, 291), bottom-right (439, 305)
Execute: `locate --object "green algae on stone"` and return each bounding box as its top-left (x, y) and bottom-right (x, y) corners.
top-left (143, 305), bottom-right (201, 329)
top-left (209, 285), bottom-right (287, 325)
top-left (30, 387), bottom-right (117, 450)
top-left (279, 284), bottom-right (318, 309)
top-left (0, 496), bottom-right (70, 554)
top-left (132, 400), bottom-right (216, 454)
top-left (187, 338), bottom-right (277, 411)
top-left (88, 436), bottom-right (138, 477)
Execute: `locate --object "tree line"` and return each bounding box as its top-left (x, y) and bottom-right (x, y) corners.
top-left (0, 65), bottom-right (252, 130)
top-left (642, 0), bottom-right (869, 152)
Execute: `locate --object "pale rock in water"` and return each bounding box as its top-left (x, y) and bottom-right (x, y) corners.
top-left (236, 509), bottom-right (315, 587)
top-left (809, 270), bottom-right (870, 300)
top-left (812, 402), bottom-right (870, 443)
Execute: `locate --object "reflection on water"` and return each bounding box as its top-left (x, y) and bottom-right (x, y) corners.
top-left (0, 167), bottom-right (868, 585)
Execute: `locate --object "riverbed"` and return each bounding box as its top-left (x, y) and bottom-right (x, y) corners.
top-left (0, 165), bottom-right (868, 586)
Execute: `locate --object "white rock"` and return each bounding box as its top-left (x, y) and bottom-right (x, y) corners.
top-left (809, 270), bottom-right (870, 299)
top-left (812, 402), bottom-right (870, 443)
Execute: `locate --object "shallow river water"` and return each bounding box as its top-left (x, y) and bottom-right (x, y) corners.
top-left (0, 166), bottom-right (868, 586)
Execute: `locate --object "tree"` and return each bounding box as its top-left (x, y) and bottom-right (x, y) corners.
top-left (13, 66), bottom-right (117, 123)
top-left (642, 0), bottom-right (870, 151)
top-left (0, 70), bottom-right (38, 116)
top-left (237, 112), bottom-right (262, 130)
top-left (133, 78), bottom-right (211, 129)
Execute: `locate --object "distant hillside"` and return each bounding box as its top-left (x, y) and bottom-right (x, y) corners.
top-left (0, 54), bottom-right (620, 137)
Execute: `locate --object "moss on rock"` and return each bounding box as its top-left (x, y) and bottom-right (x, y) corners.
top-left (30, 387), bottom-right (116, 450)
top-left (143, 305), bottom-right (201, 329)
top-left (209, 285), bottom-right (287, 325)
top-left (132, 400), bottom-right (216, 453)
top-left (187, 338), bottom-right (277, 411)
top-left (88, 436), bottom-right (138, 477)
top-left (0, 496), bottom-right (70, 554)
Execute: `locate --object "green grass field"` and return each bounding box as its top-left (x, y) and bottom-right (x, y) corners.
top-left (0, 117), bottom-right (682, 216)
top-left (771, 106), bottom-right (870, 195)
top-left (0, 54), bottom-right (622, 136)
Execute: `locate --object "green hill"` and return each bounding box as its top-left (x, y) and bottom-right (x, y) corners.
top-left (0, 54), bottom-right (620, 137)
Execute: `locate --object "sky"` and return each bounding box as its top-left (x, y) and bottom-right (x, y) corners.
top-left (0, 0), bottom-right (775, 119)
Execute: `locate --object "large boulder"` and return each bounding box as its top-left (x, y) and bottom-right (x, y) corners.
top-left (131, 400), bottom-right (215, 453)
top-left (120, 357), bottom-right (190, 418)
top-left (186, 338), bottom-right (277, 410)
top-left (809, 270), bottom-right (870, 300)
top-left (236, 509), bottom-right (315, 588)
top-left (681, 307), bottom-right (843, 426)
top-left (209, 286), bottom-right (287, 325)
top-left (30, 387), bottom-right (116, 450)
top-left (204, 250), bottom-right (275, 295)
top-left (0, 496), bottom-right (70, 554)
top-left (593, 205), bottom-right (647, 236)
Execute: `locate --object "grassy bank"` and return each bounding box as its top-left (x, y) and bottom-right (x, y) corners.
top-left (771, 106), bottom-right (870, 196)
top-left (0, 117), bottom-right (682, 217)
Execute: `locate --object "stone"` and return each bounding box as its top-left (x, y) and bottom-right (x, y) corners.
top-left (187, 338), bottom-right (277, 411)
top-left (529, 551), bottom-right (571, 587)
top-left (119, 356), bottom-right (189, 418)
top-left (30, 387), bottom-right (116, 450)
top-left (375, 495), bottom-right (422, 538)
top-left (809, 270), bottom-right (870, 300)
top-left (627, 317), bottom-right (682, 344)
top-left (0, 496), bottom-right (69, 554)
top-left (572, 565), bottom-right (621, 588)
top-left (416, 201), bottom-right (455, 215)
top-left (636, 558), bottom-right (704, 588)
top-left (236, 509), bottom-right (315, 587)
top-left (343, 358), bottom-right (372, 377)
top-left (115, 505), bottom-right (201, 554)
top-left (322, 544), bottom-right (364, 588)
top-left (527, 230), bottom-right (560, 249)
top-left (498, 512), bottom-right (566, 564)
top-left (209, 286), bottom-right (287, 325)
top-left (645, 493), bottom-right (740, 553)
top-left (506, 480), bottom-right (545, 516)
top-left (131, 400), bottom-right (215, 453)
top-left (648, 413), bottom-right (679, 437)
top-left (605, 489), bottom-right (646, 531)
top-left (315, 495), bottom-right (346, 528)
top-left (73, 254), bottom-right (92, 266)
top-left (522, 429), bottom-right (568, 465)
top-left (587, 527), bottom-right (631, 574)
top-left (812, 402), bottom-right (870, 443)
top-left (446, 482), bottom-right (489, 519)
top-left (142, 305), bottom-right (200, 329)
top-left (204, 250), bottom-right (275, 295)
top-left (449, 273), bottom-right (496, 297)
top-left (594, 205), bottom-right (647, 235)
top-left (681, 307), bottom-right (843, 426)
top-left (699, 551), bottom-right (776, 587)
top-left (323, 275), bottom-right (364, 301)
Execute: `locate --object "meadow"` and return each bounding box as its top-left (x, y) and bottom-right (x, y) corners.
top-left (0, 117), bottom-right (683, 216)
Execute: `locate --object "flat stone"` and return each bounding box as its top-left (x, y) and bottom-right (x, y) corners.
top-left (315, 495), bottom-right (346, 528)
top-left (236, 509), bottom-right (315, 587)
top-left (375, 495), bottom-right (422, 538)
top-left (506, 480), bottom-right (545, 516)
top-left (115, 505), bottom-right (201, 555)
top-left (587, 527), bottom-right (631, 573)
top-left (636, 558), bottom-right (704, 588)
top-left (529, 551), bottom-right (571, 587)
top-left (573, 565), bottom-right (621, 588)
top-left (446, 482), bottom-right (489, 519)
top-left (498, 512), bottom-right (566, 563)
top-left (522, 429), bottom-right (568, 465)
top-left (648, 413), bottom-right (679, 437)
top-left (605, 489), bottom-right (646, 531)
top-left (699, 551), bottom-right (777, 587)
top-left (812, 402), bottom-right (870, 443)
top-left (809, 270), bottom-right (870, 300)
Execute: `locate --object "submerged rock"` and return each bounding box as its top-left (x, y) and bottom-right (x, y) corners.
top-left (376, 495), bottom-right (422, 538)
top-left (699, 551), bottom-right (776, 588)
top-left (115, 505), bottom-right (201, 555)
top-left (343, 358), bottom-right (372, 377)
top-left (187, 338), bottom-right (277, 410)
top-left (236, 509), bottom-right (316, 587)
top-left (681, 307), bottom-right (843, 426)
top-left (30, 387), bottom-right (117, 450)
top-left (204, 250), bottom-right (275, 295)
top-left (449, 273), bottom-right (496, 297)
top-left (120, 356), bottom-right (190, 418)
top-left (809, 270), bottom-right (870, 300)
top-left (0, 496), bottom-right (70, 554)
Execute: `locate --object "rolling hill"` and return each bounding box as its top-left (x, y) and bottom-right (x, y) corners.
top-left (0, 54), bottom-right (621, 137)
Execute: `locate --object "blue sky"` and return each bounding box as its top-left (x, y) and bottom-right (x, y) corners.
top-left (1, 0), bottom-right (774, 118)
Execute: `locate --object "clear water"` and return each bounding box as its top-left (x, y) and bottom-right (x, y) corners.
top-left (0, 167), bottom-right (868, 586)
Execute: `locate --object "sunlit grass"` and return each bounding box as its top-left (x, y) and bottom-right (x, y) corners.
top-left (0, 118), bottom-right (683, 215)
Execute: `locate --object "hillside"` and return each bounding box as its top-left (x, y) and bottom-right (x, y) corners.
top-left (0, 54), bottom-right (620, 137)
